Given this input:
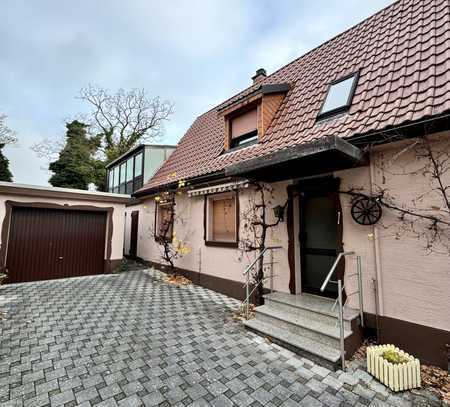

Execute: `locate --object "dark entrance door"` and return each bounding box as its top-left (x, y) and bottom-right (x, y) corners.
top-left (129, 211), bottom-right (139, 258)
top-left (6, 207), bottom-right (107, 283)
top-left (299, 178), bottom-right (342, 298)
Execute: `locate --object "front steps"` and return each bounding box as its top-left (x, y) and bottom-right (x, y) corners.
top-left (244, 292), bottom-right (361, 370)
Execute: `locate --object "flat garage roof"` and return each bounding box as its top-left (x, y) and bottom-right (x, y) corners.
top-left (0, 182), bottom-right (131, 204)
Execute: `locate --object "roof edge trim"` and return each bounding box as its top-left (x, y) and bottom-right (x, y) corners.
top-left (224, 135), bottom-right (364, 177)
top-left (217, 83), bottom-right (290, 113)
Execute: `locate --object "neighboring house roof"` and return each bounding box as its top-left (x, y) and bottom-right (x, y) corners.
top-left (139, 0), bottom-right (450, 194)
top-left (106, 144), bottom-right (176, 169)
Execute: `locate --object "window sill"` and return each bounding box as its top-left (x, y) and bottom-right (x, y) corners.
top-left (222, 141), bottom-right (258, 155)
top-left (205, 240), bottom-right (239, 248)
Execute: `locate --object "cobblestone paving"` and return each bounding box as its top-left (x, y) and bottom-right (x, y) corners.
top-left (0, 269), bottom-right (443, 406)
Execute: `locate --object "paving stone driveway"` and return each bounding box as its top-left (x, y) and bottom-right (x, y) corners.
top-left (0, 269), bottom-right (442, 407)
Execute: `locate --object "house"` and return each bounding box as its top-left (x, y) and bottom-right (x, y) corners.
top-left (0, 182), bottom-right (130, 283)
top-left (105, 144), bottom-right (175, 257)
top-left (105, 144), bottom-right (176, 195)
top-left (130, 0), bottom-right (449, 369)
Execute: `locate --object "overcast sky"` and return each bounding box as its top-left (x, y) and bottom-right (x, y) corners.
top-left (1, 0), bottom-right (393, 186)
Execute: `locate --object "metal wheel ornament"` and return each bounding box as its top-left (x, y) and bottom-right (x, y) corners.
top-left (351, 197), bottom-right (382, 225)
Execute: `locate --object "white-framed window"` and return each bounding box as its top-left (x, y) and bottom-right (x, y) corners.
top-left (125, 157), bottom-right (134, 194)
top-left (119, 162), bottom-right (126, 193)
top-left (108, 169), bottom-right (114, 191)
top-left (134, 153), bottom-right (143, 177)
top-left (126, 157), bottom-right (133, 182)
top-left (205, 192), bottom-right (238, 245)
top-left (113, 166), bottom-right (120, 189)
top-left (318, 72), bottom-right (359, 119)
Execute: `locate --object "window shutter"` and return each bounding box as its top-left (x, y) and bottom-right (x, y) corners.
top-left (212, 198), bottom-right (236, 241)
top-left (158, 205), bottom-right (173, 239)
top-left (230, 109), bottom-right (257, 139)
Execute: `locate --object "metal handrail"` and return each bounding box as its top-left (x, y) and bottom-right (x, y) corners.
top-left (243, 246), bottom-right (282, 275)
top-left (242, 246), bottom-right (282, 319)
top-left (320, 251), bottom-right (354, 292)
top-left (320, 251), bottom-right (364, 371)
top-left (337, 279), bottom-right (345, 371)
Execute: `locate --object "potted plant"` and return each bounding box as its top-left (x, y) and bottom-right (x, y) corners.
top-left (0, 266), bottom-right (7, 285)
top-left (367, 344), bottom-right (421, 391)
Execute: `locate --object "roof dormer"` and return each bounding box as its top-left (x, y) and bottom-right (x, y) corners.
top-left (219, 82), bottom-right (290, 152)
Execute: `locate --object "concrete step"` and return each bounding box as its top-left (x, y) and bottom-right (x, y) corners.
top-left (244, 319), bottom-right (341, 370)
top-left (255, 304), bottom-right (353, 349)
top-left (264, 292), bottom-right (359, 330)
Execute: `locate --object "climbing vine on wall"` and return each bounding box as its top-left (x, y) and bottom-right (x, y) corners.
top-left (343, 131), bottom-right (450, 255)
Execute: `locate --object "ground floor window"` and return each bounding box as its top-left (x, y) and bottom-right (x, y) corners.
top-left (155, 202), bottom-right (174, 241)
top-left (205, 192), bottom-right (238, 246)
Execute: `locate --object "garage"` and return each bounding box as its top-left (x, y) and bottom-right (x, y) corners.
top-left (6, 207), bottom-right (108, 283)
top-left (0, 182), bottom-right (130, 283)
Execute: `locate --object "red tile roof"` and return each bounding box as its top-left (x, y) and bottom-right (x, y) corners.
top-left (140, 0), bottom-right (450, 193)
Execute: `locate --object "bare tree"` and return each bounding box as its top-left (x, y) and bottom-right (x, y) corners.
top-left (78, 85), bottom-right (174, 162)
top-left (0, 114), bottom-right (17, 146)
top-left (31, 136), bottom-right (65, 162)
top-left (0, 114), bottom-right (16, 279)
top-left (32, 85), bottom-right (174, 189)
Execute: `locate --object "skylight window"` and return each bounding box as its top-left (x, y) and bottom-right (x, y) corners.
top-left (318, 73), bottom-right (358, 119)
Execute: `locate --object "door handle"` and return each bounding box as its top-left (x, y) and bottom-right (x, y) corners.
top-left (58, 256), bottom-right (63, 260)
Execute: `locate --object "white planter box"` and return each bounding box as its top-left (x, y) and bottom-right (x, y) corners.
top-left (367, 344), bottom-right (421, 392)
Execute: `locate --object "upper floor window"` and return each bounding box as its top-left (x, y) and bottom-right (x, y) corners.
top-left (119, 162), bottom-right (126, 194)
top-left (229, 108), bottom-right (258, 149)
top-left (108, 151), bottom-right (145, 194)
top-left (134, 153), bottom-right (143, 177)
top-left (125, 157), bottom-right (133, 194)
top-left (318, 72), bottom-right (358, 120)
top-left (108, 169), bottom-right (114, 191)
top-left (113, 166), bottom-right (119, 193)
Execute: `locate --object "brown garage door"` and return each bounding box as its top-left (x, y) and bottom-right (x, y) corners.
top-left (6, 207), bottom-right (107, 283)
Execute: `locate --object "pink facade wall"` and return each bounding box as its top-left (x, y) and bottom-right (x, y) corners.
top-left (339, 133), bottom-right (450, 332)
top-left (135, 133), bottom-right (450, 333)
top-left (134, 181), bottom-right (292, 293)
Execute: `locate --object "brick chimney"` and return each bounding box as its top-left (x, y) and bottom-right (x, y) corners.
top-left (252, 68), bottom-right (267, 84)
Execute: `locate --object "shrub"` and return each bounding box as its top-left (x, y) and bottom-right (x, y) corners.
top-left (381, 349), bottom-right (410, 364)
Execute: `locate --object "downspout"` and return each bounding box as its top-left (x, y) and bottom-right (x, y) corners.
top-left (369, 148), bottom-right (385, 333)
